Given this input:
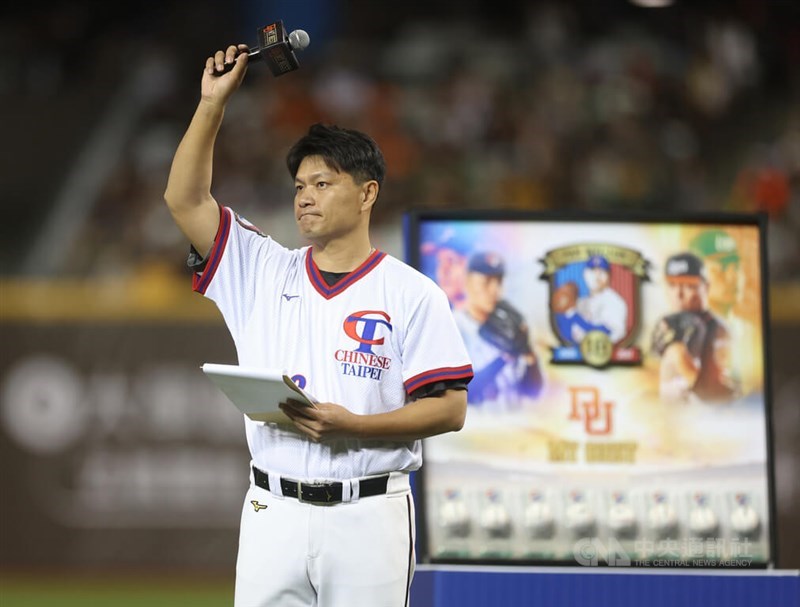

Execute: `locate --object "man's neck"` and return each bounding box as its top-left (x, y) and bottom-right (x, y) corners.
top-left (311, 238), bottom-right (375, 273)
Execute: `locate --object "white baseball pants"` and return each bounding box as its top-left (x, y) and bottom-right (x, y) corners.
top-left (234, 472), bottom-right (415, 607)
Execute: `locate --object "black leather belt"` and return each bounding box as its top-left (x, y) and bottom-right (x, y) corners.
top-left (252, 466), bottom-right (390, 505)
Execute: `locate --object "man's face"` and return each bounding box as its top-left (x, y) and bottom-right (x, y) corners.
top-left (705, 258), bottom-right (742, 311)
top-left (465, 272), bottom-right (503, 316)
top-left (667, 279), bottom-right (707, 312)
top-left (583, 267), bottom-right (610, 293)
top-left (294, 155), bottom-right (371, 242)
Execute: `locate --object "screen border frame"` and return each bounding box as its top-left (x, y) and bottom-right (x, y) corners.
top-left (403, 208), bottom-right (777, 569)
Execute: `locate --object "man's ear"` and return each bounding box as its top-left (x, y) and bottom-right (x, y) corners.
top-left (360, 180), bottom-right (379, 211)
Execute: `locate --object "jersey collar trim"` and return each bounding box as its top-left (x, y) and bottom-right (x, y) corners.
top-left (305, 248), bottom-right (387, 300)
top-left (192, 205), bottom-right (231, 294)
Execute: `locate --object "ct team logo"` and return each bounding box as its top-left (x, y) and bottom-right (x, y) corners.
top-left (335, 310), bottom-right (393, 381)
top-left (343, 310), bottom-right (392, 354)
top-left (540, 244), bottom-right (649, 368)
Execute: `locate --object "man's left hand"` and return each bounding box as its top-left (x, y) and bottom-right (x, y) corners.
top-left (279, 399), bottom-right (360, 442)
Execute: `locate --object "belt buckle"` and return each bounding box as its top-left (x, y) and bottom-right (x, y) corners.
top-left (299, 481), bottom-right (338, 505)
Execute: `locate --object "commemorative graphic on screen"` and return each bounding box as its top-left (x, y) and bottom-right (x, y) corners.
top-left (410, 214), bottom-right (772, 567)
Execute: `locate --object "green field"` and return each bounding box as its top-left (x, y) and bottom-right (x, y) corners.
top-left (0, 576), bottom-right (234, 607)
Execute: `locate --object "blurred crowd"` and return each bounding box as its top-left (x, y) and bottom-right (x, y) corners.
top-left (4, 0), bottom-right (799, 280)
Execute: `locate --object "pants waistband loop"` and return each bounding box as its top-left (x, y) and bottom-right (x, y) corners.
top-left (267, 471), bottom-right (283, 498)
top-left (340, 479), bottom-right (352, 503)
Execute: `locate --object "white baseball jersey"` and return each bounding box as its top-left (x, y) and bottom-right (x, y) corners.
top-left (194, 206), bottom-right (473, 481)
top-left (575, 287), bottom-right (628, 342)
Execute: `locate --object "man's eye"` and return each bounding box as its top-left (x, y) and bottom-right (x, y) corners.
top-left (295, 185), bottom-right (303, 192)
top-left (316, 182), bottom-right (328, 189)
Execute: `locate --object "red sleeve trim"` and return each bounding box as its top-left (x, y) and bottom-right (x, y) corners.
top-left (404, 364), bottom-right (474, 394)
top-left (192, 206), bottom-right (232, 294)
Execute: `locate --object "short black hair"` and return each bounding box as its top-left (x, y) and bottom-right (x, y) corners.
top-left (286, 123), bottom-right (386, 188)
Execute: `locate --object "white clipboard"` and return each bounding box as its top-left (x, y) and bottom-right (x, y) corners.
top-left (201, 363), bottom-right (318, 423)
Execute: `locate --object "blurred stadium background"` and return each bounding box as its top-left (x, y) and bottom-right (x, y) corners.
top-left (1, 0), bottom-right (798, 604)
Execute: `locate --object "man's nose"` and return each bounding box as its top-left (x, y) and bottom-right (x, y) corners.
top-left (297, 192), bottom-right (315, 207)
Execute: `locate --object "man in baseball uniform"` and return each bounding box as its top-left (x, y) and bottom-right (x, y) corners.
top-left (651, 252), bottom-right (738, 403)
top-left (420, 226), bottom-right (473, 310)
top-left (689, 229), bottom-right (743, 319)
top-left (574, 255), bottom-right (628, 344)
top-left (453, 252), bottom-right (542, 410)
top-left (690, 229), bottom-right (762, 396)
top-left (164, 45), bottom-right (473, 607)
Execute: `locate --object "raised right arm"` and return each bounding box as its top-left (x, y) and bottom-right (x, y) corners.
top-left (164, 44), bottom-right (250, 255)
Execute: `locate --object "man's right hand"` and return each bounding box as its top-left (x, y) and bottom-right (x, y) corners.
top-left (164, 44), bottom-right (250, 255)
top-left (201, 44), bottom-right (250, 106)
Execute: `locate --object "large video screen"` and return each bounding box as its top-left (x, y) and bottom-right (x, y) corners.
top-left (406, 211), bottom-right (774, 567)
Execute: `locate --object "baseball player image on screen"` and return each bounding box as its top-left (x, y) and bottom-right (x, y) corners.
top-left (453, 252), bottom-right (543, 410)
top-left (419, 226), bottom-right (473, 310)
top-left (689, 228), bottom-right (762, 396)
top-left (164, 45), bottom-right (473, 607)
top-left (575, 255), bottom-right (628, 343)
top-left (552, 254), bottom-right (629, 346)
top-left (650, 252), bottom-right (739, 404)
